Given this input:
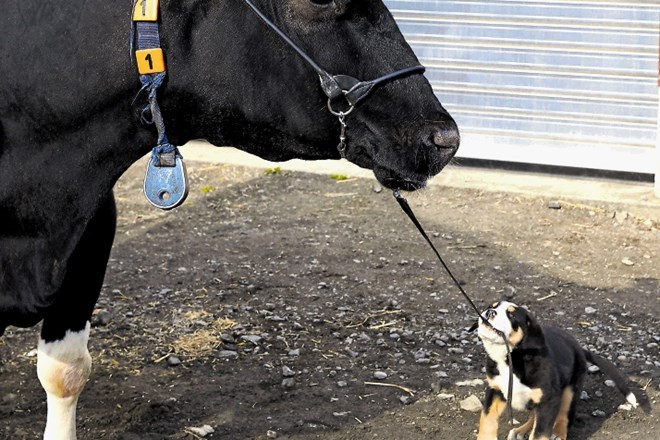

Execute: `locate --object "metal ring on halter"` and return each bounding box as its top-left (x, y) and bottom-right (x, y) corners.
top-left (327, 99), bottom-right (355, 118)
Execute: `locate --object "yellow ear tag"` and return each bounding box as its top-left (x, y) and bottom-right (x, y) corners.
top-left (133, 0), bottom-right (159, 22)
top-left (136, 48), bottom-right (166, 74)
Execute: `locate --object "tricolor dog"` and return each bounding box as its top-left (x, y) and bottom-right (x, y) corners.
top-left (474, 301), bottom-right (637, 440)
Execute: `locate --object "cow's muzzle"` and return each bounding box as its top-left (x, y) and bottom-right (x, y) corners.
top-left (375, 121), bottom-right (460, 191)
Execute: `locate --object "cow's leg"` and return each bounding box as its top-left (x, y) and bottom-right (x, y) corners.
top-left (37, 324), bottom-right (92, 440)
top-left (37, 194), bottom-right (116, 440)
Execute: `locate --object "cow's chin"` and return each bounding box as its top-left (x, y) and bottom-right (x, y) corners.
top-left (373, 166), bottom-right (428, 192)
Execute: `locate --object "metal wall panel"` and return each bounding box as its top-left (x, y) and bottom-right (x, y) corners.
top-left (385, 0), bottom-right (660, 174)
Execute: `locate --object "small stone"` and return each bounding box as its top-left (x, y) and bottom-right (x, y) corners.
top-left (372, 183), bottom-right (383, 193)
top-left (437, 393), bottom-right (455, 400)
top-left (240, 335), bottom-right (262, 344)
top-left (399, 395), bottom-right (412, 405)
top-left (266, 315), bottom-right (286, 322)
top-left (166, 355), bottom-right (181, 367)
top-left (548, 201), bottom-right (562, 209)
top-left (218, 334), bottom-right (234, 345)
top-left (266, 430), bottom-right (278, 438)
top-left (584, 307), bottom-right (597, 315)
top-left (604, 380), bottom-right (616, 388)
top-left (282, 366), bottom-right (295, 377)
top-left (588, 365), bottom-right (600, 373)
top-left (218, 350), bottom-right (238, 358)
top-left (2, 393), bottom-right (17, 403)
top-left (580, 391), bottom-right (589, 401)
top-left (337, 381), bottom-right (348, 388)
top-left (456, 379), bottom-right (484, 387)
top-left (186, 425), bottom-right (214, 437)
top-left (373, 371), bottom-right (388, 380)
top-left (345, 348), bottom-right (359, 358)
top-left (621, 258), bottom-right (634, 266)
top-left (92, 309), bottom-right (112, 327)
top-left (460, 395), bottom-right (482, 412)
top-left (333, 411), bottom-right (350, 417)
top-left (281, 378), bottom-right (296, 388)
top-left (288, 348), bottom-right (300, 357)
top-left (592, 410), bottom-right (606, 418)
top-left (614, 211), bottom-right (629, 223)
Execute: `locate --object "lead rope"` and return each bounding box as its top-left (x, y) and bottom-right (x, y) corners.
top-left (392, 190), bottom-right (515, 426)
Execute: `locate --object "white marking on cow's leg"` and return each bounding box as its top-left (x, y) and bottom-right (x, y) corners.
top-left (37, 322), bottom-right (92, 440)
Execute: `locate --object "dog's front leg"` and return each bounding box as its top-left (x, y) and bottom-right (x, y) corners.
top-left (529, 397), bottom-right (562, 440)
top-left (477, 388), bottom-right (507, 440)
top-left (507, 411), bottom-right (535, 440)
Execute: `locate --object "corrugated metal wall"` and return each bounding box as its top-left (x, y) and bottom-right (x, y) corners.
top-left (385, 0), bottom-right (660, 174)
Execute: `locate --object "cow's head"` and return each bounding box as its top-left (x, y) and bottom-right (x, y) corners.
top-left (163, 0), bottom-right (459, 191)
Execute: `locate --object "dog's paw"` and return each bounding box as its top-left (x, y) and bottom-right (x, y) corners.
top-left (550, 435), bottom-right (562, 440)
top-left (506, 430), bottom-right (526, 440)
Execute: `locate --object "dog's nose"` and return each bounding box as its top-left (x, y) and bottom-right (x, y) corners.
top-left (484, 309), bottom-right (496, 320)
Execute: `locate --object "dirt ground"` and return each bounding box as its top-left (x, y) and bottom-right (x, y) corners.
top-left (1, 158), bottom-right (658, 440)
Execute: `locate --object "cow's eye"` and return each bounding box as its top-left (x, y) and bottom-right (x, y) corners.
top-left (309, 0), bottom-right (334, 6)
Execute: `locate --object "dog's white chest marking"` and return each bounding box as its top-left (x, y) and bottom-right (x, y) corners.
top-left (490, 360), bottom-right (542, 411)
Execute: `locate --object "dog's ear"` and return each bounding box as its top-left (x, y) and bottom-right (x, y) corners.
top-left (520, 310), bottom-right (545, 349)
top-left (524, 311), bottom-right (542, 335)
top-left (468, 321), bottom-right (478, 332)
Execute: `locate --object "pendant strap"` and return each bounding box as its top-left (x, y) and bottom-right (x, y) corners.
top-left (132, 0), bottom-right (189, 210)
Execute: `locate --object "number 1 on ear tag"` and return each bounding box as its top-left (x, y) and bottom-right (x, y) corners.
top-left (143, 153), bottom-right (189, 210)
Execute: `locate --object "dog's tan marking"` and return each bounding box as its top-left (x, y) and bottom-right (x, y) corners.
top-left (477, 395), bottom-right (506, 440)
top-left (528, 387), bottom-right (544, 405)
top-left (509, 327), bottom-right (524, 346)
top-left (509, 412), bottom-right (535, 438)
top-left (506, 305), bottom-right (516, 313)
top-left (552, 387), bottom-right (573, 440)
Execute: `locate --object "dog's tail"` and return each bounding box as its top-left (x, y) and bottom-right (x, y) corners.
top-left (583, 350), bottom-right (638, 408)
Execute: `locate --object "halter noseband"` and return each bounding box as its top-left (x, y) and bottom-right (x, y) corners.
top-left (242, 0), bottom-right (426, 157)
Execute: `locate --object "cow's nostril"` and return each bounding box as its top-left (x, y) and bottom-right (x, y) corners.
top-left (432, 128), bottom-right (460, 150)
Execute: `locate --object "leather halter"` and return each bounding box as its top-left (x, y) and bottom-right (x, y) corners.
top-left (242, 0), bottom-right (426, 155)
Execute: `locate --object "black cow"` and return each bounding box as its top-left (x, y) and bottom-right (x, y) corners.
top-left (0, 1), bottom-right (459, 438)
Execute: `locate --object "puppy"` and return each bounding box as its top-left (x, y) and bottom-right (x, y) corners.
top-left (473, 301), bottom-right (637, 440)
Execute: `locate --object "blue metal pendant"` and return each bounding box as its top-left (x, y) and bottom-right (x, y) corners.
top-left (143, 152), bottom-right (189, 210)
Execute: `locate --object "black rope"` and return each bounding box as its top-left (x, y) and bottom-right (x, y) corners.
top-left (393, 190), bottom-right (515, 425)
